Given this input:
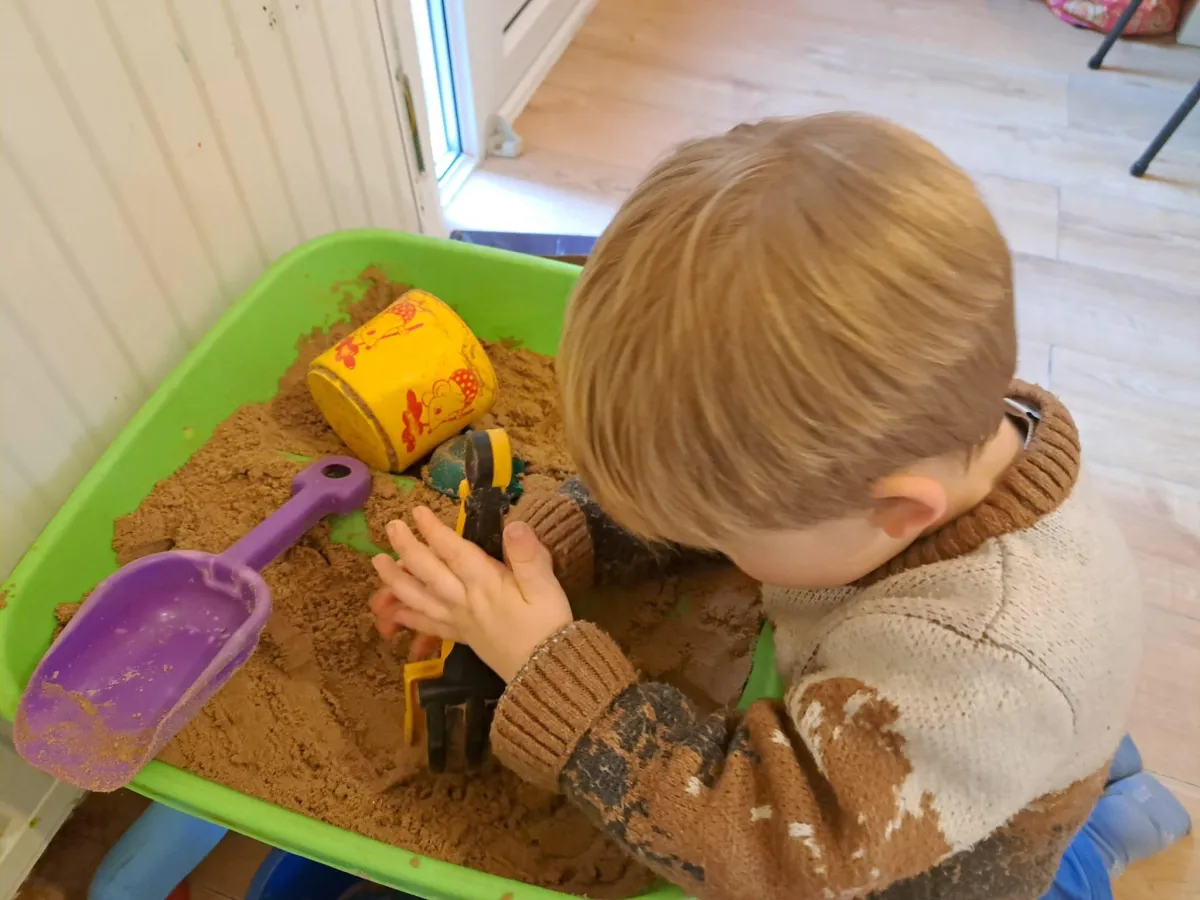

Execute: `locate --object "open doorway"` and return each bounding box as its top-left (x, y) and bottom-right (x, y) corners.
top-left (401, 0), bottom-right (596, 208)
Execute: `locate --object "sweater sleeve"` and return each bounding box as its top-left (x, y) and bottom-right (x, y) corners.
top-left (507, 476), bottom-right (716, 592)
top-left (490, 613), bottom-right (1080, 900)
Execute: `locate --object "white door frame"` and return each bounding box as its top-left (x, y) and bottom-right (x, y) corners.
top-left (375, 0), bottom-right (450, 236)
top-left (392, 0), bottom-right (597, 208)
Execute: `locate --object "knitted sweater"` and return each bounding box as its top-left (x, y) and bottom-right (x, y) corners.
top-left (491, 384), bottom-right (1143, 900)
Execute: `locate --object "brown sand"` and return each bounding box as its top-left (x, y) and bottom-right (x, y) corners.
top-left (59, 271), bottom-right (763, 897)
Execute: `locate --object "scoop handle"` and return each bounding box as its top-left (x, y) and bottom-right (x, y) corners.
top-left (222, 456), bottom-right (372, 571)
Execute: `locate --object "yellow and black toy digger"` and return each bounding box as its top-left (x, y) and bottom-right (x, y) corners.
top-left (402, 428), bottom-right (511, 773)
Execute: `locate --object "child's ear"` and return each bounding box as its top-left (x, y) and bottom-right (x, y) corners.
top-left (867, 474), bottom-right (948, 541)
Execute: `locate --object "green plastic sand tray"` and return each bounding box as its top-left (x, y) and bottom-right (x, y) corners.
top-left (0, 231), bottom-right (780, 900)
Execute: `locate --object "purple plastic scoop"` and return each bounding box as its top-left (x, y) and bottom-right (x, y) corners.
top-left (15, 457), bottom-right (372, 791)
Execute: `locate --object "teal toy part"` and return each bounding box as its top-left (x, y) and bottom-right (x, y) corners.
top-left (424, 433), bottom-right (525, 499)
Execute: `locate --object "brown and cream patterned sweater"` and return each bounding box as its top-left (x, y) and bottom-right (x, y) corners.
top-left (491, 384), bottom-right (1143, 900)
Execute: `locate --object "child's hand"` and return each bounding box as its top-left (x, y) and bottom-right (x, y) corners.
top-left (367, 587), bottom-right (441, 658)
top-left (370, 506), bottom-right (574, 682)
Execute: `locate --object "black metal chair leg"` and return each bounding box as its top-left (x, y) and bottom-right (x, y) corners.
top-left (1088, 0), bottom-right (1145, 69)
top-left (1130, 78), bottom-right (1200, 176)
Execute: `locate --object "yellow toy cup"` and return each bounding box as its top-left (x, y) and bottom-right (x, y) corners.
top-left (307, 289), bottom-right (498, 472)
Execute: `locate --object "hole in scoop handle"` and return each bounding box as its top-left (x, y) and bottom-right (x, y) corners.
top-left (221, 456), bottom-right (372, 571)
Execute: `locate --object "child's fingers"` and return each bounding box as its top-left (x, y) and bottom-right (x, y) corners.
top-left (368, 586), bottom-right (398, 617)
top-left (384, 518), bottom-right (462, 601)
top-left (409, 633), bottom-right (442, 660)
top-left (371, 553), bottom-right (405, 586)
top-left (371, 555), bottom-right (452, 623)
top-left (388, 605), bottom-right (455, 642)
top-left (503, 521), bottom-right (564, 606)
top-left (369, 587), bottom-right (401, 638)
top-left (375, 617), bottom-right (399, 639)
top-left (412, 506), bottom-right (499, 583)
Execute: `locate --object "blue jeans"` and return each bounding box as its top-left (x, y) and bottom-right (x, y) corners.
top-left (1043, 734), bottom-right (1170, 900)
top-left (1042, 734), bottom-right (1132, 900)
top-left (1044, 828), bottom-right (1112, 900)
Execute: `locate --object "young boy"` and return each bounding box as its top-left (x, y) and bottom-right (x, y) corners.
top-left (369, 114), bottom-right (1189, 899)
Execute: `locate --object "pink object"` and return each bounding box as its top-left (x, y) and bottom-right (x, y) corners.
top-left (1045, 0), bottom-right (1180, 35)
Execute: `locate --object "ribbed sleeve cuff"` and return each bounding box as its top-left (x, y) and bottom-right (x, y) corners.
top-left (507, 490), bottom-right (595, 592)
top-left (490, 621), bottom-right (638, 792)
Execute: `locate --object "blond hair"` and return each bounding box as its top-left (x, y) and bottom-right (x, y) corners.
top-left (557, 114), bottom-right (1016, 547)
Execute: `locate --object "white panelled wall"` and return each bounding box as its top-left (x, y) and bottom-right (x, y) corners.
top-left (0, 0), bottom-right (432, 578)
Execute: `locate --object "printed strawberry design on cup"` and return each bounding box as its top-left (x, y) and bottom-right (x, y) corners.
top-left (387, 300), bottom-right (419, 325)
top-left (334, 336), bottom-right (361, 370)
top-left (420, 368), bottom-right (482, 433)
top-left (447, 368), bottom-right (480, 407)
top-left (307, 287), bottom-right (498, 472)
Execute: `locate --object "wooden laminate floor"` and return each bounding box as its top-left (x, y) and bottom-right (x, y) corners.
top-left (451, 2), bottom-right (1200, 897)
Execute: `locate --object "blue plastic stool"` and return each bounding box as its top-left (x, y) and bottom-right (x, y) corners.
top-left (245, 849), bottom-right (415, 900)
top-left (89, 801), bottom-right (227, 900)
